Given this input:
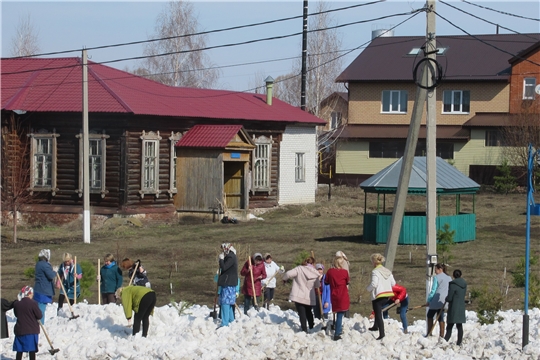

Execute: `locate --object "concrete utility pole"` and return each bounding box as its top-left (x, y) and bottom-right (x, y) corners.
top-left (384, 0), bottom-right (437, 272)
top-left (82, 49), bottom-right (90, 243)
top-left (300, 0), bottom-right (308, 111)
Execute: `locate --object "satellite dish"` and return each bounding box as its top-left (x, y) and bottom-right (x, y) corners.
top-left (535, 84), bottom-right (540, 95)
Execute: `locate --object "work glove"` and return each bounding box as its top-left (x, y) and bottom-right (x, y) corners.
top-left (279, 266), bottom-right (285, 273)
top-left (52, 266), bottom-right (59, 272)
top-left (96, 275), bottom-right (101, 282)
top-left (219, 253), bottom-right (225, 260)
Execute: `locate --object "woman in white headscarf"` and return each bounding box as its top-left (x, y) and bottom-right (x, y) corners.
top-left (33, 249), bottom-right (57, 324)
top-left (13, 286), bottom-right (42, 360)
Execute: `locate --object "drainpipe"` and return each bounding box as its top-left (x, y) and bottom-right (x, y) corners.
top-left (265, 76), bottom-right (274, 106)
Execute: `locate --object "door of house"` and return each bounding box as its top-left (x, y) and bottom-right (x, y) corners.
top-left (223, 161), bottom-right (244, 209)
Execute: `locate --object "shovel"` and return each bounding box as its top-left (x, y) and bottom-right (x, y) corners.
top-left (56, 273), bottom-right (80, 320)
top-left (248, 257), bottom-right (259, 310)
top-left (209, 269), bottom-right (220, 319)
top-left (39, 321), bottom-right (60, 355)
top-left (407, 304), bottom-right (427, 312)
top-left (128, 262), bottom-right (140, 286)
top-left (317, 288), bottom-right (328, 331)
top-left (426, 302), bottom-right (446, 337)
top-left (382, 302), bottom-right (398, 313)
top-left (261, 270), bottom-right (280, 308)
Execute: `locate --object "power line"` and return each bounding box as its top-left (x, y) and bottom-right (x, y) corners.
top-left (8, 0), bottom-right (386, 59)
top-left (460, 0), bottom-right (540, 22)
top-left (434, 11), bottom-right (540, 67)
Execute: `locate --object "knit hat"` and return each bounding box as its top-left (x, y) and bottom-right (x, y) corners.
top-left (316, 263), bottom-right (324, 270)
top-left (18, 286), bottom-right (33, 301)
top-left (39, 249), bottom-right (51, 261)
top-left (253, 253), bottom-right (263, 260)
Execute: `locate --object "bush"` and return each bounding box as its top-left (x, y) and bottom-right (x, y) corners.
top-left (512, 255), bottom-right (538, 288)
top-left (437, 223), bottom-right (455, 265)
top-left (494, 160), bottom-right (517, 194)
top-left (471, 286), bottom-right (504, 325)
top-left (293, 250), bottom-right (311, 267)
top-left (78, 260), bottom-right (96, 299)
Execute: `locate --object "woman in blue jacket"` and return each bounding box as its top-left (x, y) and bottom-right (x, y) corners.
top-left (56, 253), bottom-right (82, 314)
top-left (98, 254), bottom-right (123, 304)
top-left (33, 249), bottom-right (56, 324)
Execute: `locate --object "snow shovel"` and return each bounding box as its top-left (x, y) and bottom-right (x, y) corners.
top-left (209, 281), bottom-right (219, 319)
top-left (39, 321), bottom-right (60, 355)
top-left (128, 261), bottom-right (140, 286)
top-left (407, 304), bottom-right (427, 312)
top-left (317, 288), bottom-right (328, 332)
top-left (248, 256), bottom-right (259, 310)
top-left (426, 302), bottom-right (446, 337)
top-left (73, 256), bottom-right (77, 305)
top-left (261, 271), bottom-right (280, 307)
top-left (56, 273), bottom-right (79, 320)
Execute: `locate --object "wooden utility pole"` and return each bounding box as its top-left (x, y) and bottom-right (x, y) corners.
top-left (82, 49), bottom-right (90, 243)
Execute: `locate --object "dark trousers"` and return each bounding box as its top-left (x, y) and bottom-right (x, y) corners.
top-left (16, 352), bottom-right (35, 360)
top-left (57, 294), bottom-right (74, 310)
top-left (263, 288), bottom-right (275, 309)
top-left (295, 302), bottom-right (314, 332)
top-left (372, 297), bottom-right (389, 337)
top-left (444, 323), bottom-right (463, 345)
top-left (133, 292), bottom-right (156, 337)
top-left (102, 293), bottom-right (116, 304)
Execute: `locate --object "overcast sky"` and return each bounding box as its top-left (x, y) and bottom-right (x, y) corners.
top-left (1, 1), bottom-right (539, 91)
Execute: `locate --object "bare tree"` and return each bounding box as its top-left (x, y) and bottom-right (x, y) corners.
top-left (1, 114), bottom-right (32, 243)
top-left (138, 0), bottom-right (219, 88)
top-left (10, 13), bottom-right (41, 57)
top-left (274, 1), bottom-right (346, 115)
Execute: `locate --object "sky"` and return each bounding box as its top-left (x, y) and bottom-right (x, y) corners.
top-left (1, 1), bottom-right (539, 92)
top-left (0, 301), bottom-right (539, 359)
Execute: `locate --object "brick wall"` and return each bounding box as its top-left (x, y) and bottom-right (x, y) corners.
top-left (278, 126), bottom-right (317, 205)
top-left (509, 48), bottom-right (540, 114)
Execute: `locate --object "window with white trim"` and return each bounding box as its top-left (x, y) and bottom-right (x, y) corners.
top-left (139, 130), bottom-right (161, 198)
top-left (381, 90), bottom-right (408, 113)
top-left (168, 132), bottom-right (182, 197)
top-left (330, 112), bottom-right (342, 129)
top-left (28, 129), bottom-right (59, 195)
top-left (252, 136), bottom-right (272, 191)
top-left (76, 131), bottom-right (109, 198)
top-left (523, 78), bottom-right (536, 100)
top-left (443, 90), bottom-right (470, 113)
top-left (295, 152), bottom-right (305, 182)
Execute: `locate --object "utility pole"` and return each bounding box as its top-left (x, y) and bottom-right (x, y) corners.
top-left (300, 0), bottom-right (308, 111)
top-left (384, 1), bottom-right (437, 272)
top-left (82, 49), bottom-right (90, 243)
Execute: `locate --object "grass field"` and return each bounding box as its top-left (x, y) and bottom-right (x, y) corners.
top-left (1, 186), bottom-right (539, 320)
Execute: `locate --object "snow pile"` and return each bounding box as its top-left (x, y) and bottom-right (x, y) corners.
top-left (1, 303), bottom-right (539, 359)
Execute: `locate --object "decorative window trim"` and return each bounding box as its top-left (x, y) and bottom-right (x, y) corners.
top-left (295, 152), bottom-right (305, 183)
top-left (381, 90), bottom-right (408, 114)
top-left (75, 131), bottom-right (109, 198)
top-left (139, 130), bottom-right (162, 199)
top-left (252, 135), bottom-right (273, 192)
top-left (28, 129), bottom-right (59, 196)
top-left (168, 132), bottom-right (182, 198)
top-left (442, 90), bottom-right (470, 114)
top-left (523, 78), bottom-right (536, 100)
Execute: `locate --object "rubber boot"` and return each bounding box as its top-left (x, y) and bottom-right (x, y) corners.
top-left (427, 318), bottom-right (434, 336)
top-left (439, 321), bottom-right (445, 338)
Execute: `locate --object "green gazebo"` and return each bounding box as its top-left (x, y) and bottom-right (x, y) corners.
top-left (360, 157), bottom-right (480, 245)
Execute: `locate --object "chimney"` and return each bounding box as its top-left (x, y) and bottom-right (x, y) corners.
top-left (265, 76), bottom-right (274, 105)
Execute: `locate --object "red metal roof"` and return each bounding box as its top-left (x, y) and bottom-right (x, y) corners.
top-left (1, 58), bottom-right (325, 125)
top-left (176, 124), bottom-right (245, 148)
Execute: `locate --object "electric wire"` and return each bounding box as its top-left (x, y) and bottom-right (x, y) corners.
top-left (460, 0), bottom-right (540, 22)
top-left (8, 0), bottom-right (386, 59)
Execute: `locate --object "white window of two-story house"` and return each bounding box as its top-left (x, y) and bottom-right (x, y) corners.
top-left (76, 131), bottom-right (109, 198)
top-left (381, 90), bottom-right (407, 113)
top-left (28, 129), bottom-right (59, 195)
top-left (139, 130), bottom-right (161, 198)
top-left (523, 78), bottom-right (536, 100)
top-left (295, 152), bottom-right (305, 182)
top-left (330, 111), bottom-right (342, 129)
top-left (252, 136), bottom-right (272, 191)
top-left (443, 90), bottom-right (470, 113)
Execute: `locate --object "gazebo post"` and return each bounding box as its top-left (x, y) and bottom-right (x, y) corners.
top-left (364, 191), bottom-right (367, 214)
top-left (383, 194), bottom-right (386, 213)
top-left (437, 195), bottom-right (440, 216)
top-left (473, 194), bottom-right (476, 214)
top-left (377, 193), bottom-right (380, 215)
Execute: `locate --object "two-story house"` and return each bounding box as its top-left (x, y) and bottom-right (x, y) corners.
top-left (333, 33), bottom-right (540, 185)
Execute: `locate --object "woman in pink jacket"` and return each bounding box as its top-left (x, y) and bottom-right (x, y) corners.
top-left (282, 256), bottom-right (320, 333)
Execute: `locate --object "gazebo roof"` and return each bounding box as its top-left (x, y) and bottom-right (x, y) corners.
top-left (360, 157), bottom-right (480, 194)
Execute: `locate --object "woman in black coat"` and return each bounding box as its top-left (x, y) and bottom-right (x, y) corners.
top-left (444, 269), bottom-right (467, 346)
top-left (1, 298), bottom-right (14, 338)
top-left (218, 243), bottom-right (238, 326)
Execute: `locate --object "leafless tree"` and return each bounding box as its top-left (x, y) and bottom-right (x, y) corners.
top-left (137, 0), bottom-right (219, 88)
top-left (274, 1), bottom-right (346, 115)
top-left (10, 13), bottom-right (41, 57)
top-left (1, 114), bottom-right (32, 243)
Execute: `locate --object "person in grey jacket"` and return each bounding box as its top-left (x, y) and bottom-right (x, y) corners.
top-left (282, 256), bottom-right (320, 333)
top-left (425, 263), bottom-right (452, 337)
top-left (444, 269), bottom-right (467, 346)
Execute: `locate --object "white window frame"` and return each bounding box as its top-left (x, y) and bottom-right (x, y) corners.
top-left (75, 131), bottom-right (109, 198)
top-left (28, 129), bottom-right (59, 195)
top-left (381, 90), bottom-right (408, 113)
top-left (139, 130), bottom-right (162, 198)
top-left (523, 78), bottom-right (536, 100)
top-left (442, 90), bottom-right (470, 114)
top-left (252, 135), bottom-right (272, 192)
top-left (168, 131), bottom-right (182, 198)
top-left (295, 152), bottom-right (305, 182)
top-left (330, 112), bottom-right (342, 130)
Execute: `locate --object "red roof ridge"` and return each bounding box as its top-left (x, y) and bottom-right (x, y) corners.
top-left (3, 71), bottom-right (39, 110)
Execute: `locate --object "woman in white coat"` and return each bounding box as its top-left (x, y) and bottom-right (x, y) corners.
top-left (366, 253), bottom-right (396, 340)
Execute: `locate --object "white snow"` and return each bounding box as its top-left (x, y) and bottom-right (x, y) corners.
top-left (1, 302), bottom-right (539, 360)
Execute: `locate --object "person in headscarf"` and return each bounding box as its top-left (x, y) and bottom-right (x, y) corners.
top-left (218, 243), bottom-right (238, 326)
top-left (98, 254), bottom-right (123, 304)
top-left (33, 249), bottom-right (56, 324)
top-left (12, 286), bottom-right (42, 360)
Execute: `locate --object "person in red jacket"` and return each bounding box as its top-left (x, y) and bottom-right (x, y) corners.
top-left (383, 283), bottom-right (409, 334)
top-left (325, 256), bottom-right (350, 341)
top-left (240, 253), bottom-right (266, 314)
top-left (12, 286), bottom-right (42, 360)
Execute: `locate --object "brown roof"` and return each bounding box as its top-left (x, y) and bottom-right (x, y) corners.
top-left (462, 112), bottom-right (537, 127)
top-left (338, 124), bottom-right (468, 140)
top-left (509, 40), bottom-right (540, 65)
top-left (337, 33), bottom-right (540, 83)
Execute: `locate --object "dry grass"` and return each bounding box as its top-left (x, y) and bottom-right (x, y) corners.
top-left (1, 187), bottom-right (539, 319)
